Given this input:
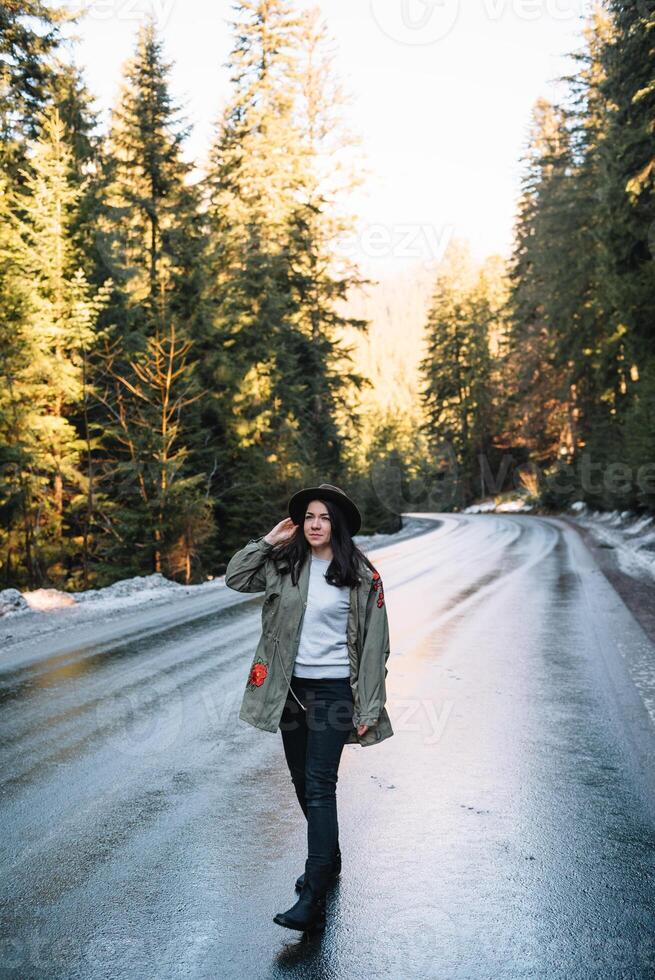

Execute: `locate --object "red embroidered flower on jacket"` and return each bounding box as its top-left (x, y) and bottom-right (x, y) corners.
top-left (371, 569), bottom-right (385, 607)
top-left (247, 658), bottom-right (268, 689)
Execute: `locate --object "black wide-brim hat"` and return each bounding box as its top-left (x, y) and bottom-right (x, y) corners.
top-left (288, 483), bottom-right (362, 536)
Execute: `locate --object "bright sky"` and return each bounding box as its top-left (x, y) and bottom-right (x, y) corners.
top-left (59, 0), bottom-right (589, 271)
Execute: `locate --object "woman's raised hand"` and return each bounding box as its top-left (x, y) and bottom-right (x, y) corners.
top-left (263, 517), bottom-right (298, 547)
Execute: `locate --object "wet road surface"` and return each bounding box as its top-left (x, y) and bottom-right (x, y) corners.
top-left (1, 514), bottom-right (654, 979)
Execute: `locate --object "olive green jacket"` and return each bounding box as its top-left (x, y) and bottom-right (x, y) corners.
top-left (224, 535), bottom-right (393, 748)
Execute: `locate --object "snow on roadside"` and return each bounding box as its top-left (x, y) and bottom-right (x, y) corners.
top-left (0, 573), bottom-right (224, 650)
top-left (462, 498), bottom-right (533, 514)
top-left (568, 502), bottom-right (655, 582)
top-left (0, 571), bottom-right (216, 620)
top-left (462, 500), bottom-right (497, 514)
top-left (0, 517), bottom-right (431, 643)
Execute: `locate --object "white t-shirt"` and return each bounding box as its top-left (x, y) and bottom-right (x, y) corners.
top-left (292, 555), bottom-right (351, 678)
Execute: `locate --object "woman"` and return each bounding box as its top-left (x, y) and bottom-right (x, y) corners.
top-left (224, 483), bottom-right (393, 933)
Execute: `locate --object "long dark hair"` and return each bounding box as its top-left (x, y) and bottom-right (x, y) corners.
top-left (270, 498), bottom-right (374, 588)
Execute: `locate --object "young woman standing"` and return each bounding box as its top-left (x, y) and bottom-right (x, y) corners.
top-left (224, 483), bottom-right (393, 933)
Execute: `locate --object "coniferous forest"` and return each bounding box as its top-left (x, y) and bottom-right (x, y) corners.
top-left (0, 1), bottom-right (653, 590)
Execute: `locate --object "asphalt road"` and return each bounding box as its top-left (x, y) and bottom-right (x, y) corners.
top-left (1, 514), bottom-right (654, 979)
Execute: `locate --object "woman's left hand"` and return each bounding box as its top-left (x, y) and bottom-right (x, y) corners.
top-left (356, 723), bottom-right (369, 736)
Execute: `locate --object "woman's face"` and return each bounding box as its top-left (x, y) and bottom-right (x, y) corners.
top-left (303, 499), bottom-right (332, 547)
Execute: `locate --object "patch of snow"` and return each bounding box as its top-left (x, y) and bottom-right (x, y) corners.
top-left (597, 511), bottom-right (625, 527)
top-left (71, 572), bottom-right (183, 604)
top-left (568, 505), bottom-right (655, 583)
top-left (625, 516), bottom-right (654, 538)
top-left (463, 498), bottom-right (533, 514)
top-left (24, 589), bottom-right (76, 612)
top-left (0, 589), bottom-right (28, 617)
top-left (463, 500), bottom-right (497, 514)
top-left (496, 500), bottom-right (534, 513)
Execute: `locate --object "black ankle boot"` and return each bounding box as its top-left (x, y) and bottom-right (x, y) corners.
top-left (274, 863), bottom-right (332, 932)
top-left (295, 846), bottom-right (341, 893)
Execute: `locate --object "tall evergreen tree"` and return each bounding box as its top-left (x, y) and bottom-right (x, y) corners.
top-left (600, 0), bottom-right (655, 372)
top-left (102, 19), bottom-right (205, 343)
top-left (561, 10), bottom-right (616, 451)
top-left (506, 99), bottom-right (575, 467)
top-left (559, 9), bottom-right (630, 506)
top-left (97, 320), bottom-right (210, 580)
top-left (0, 170), bottom-right (35, 584)
top-left (0, 1), bottom-right (71, 174)
top-left (599, 2), bottom-right (655, 507)
top-left (96, 21), bottom-right (211, 579)
top-left (203, 0), bottom-right (304, 531)
top-left (203, 0), bottom-right (371, 543)
top-left (1, 108), bottom-right (109, 585)
top-left (46, 61), bottom-right (107, 285)
top-left (419, 241), bottom-right (497, 506)
top-left (283, 6), bottom-right (371, 480)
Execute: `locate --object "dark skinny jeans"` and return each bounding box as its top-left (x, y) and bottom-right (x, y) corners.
top-left (279, 675), bottom-right (354, 878)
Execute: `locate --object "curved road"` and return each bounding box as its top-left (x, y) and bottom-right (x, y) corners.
top-left (1, 514), bottom-right (654, 979)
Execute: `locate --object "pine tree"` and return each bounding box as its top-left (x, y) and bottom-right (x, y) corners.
top-left (203, 0), bottom-right (305, 533)
top-left (600, 1), bottom-right (655, 373)
top-left (507, 99), bottom-right (574, 467)
top-left (46, 61), bottom-right (109, 288)
top-left (102, 19), bottom-right (205, 344)
top-left (560, 10), bottom-right (616, 451)
top-left (0, 1), bottom-right (71, 175)
top-left (283, 6), bottom-right (371, 480)
top-left (203, 1), bottom-right (372, 547)
top-left (558, 9), bottom-right (630, 507)
top-left (419, 241), bottom-right (496, 506)
top-left (598, 2), bottom-right (655, 510)
top-left (97, 321), bottom-right (210, 579)
top-left (96, 21), bottom-right (211, 579)
top-left (3, 108), bottom-right (109, 585)
top-left (0, 171), bottom-right (35, 584)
